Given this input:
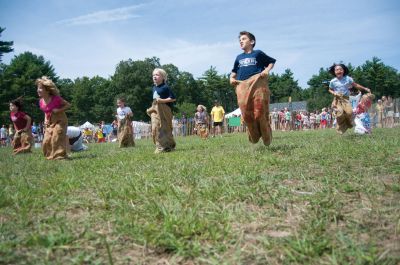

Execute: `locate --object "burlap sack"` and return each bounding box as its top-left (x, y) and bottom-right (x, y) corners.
top-left (236, 74), bottom-right (272, 146)
top-left (42, 111), bottom-right (68, 160)
top-left (147, 101), bottom-right (176, 152)
top-left (118, 116), bottom-right (135, 148)
top-left (12, 130), bottom-right (33, 154)
top-left (332, 96), bottom-right (353, 134)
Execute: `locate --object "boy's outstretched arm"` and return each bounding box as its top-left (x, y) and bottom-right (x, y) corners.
top-left (260, 63), bottom-right (274, 77)
top-left (230, 72), bottom-right (239, 86)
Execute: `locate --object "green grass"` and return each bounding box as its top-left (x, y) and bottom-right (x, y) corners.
top-left (1, 128), bottom-right (399, 264)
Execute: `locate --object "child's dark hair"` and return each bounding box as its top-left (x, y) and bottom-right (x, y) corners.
top-left (10, 97), bottom-right (23, 111)
top-left (239, 31), bottom-right (256, 48)
top-left (329, 63), bottom-right (349, 76)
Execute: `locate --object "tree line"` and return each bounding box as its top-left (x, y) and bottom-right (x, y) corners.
top-left (1, 27), bottom-right (399, 126)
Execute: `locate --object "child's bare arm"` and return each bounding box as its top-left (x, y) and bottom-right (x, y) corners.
top-left (260, 63), bottom-right (275, 77)
top-left (353, 82), bottom-right (370, 93)
top-left (230, 72), bottom-right (239, 86)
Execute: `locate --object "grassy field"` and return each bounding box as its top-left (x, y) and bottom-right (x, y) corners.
top-left (0, 128), bottom-right (399, 264)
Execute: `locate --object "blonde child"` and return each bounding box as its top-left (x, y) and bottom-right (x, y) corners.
top-left (146, 68), bottom-right (176, 153)
top-left (194, 105), bottom-right (209, 139)
top-left (37, 76), bottom-right (70, 160)
top-left (354, 93), bottom-right (375, 134)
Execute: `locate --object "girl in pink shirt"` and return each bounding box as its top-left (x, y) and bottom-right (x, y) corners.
top-left (36, 76), bottom-right (71, 160)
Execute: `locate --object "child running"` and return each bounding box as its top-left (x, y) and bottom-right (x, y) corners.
top-left (230, 31), bottom-right (276, 145)
top-left (36, 76), bottom-right (71, 160)
top-left (146, 68), bottom-right (176, 154)
top-left (116, 98), bottom-right (134, 147)
top-left (9, 98), bottom-right (33, 154)
top-left (328, 63), bottom-right (370, 134)
top-left (194, 105), bottom-right (209, 139)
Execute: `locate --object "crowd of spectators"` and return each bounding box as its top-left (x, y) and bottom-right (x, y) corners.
top-left (1, 95), bottom-right (398, 148)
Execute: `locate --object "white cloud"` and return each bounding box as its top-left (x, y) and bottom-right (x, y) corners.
top-left (56, 5), bottom-right (144, 26)
top-left (49, 38), bottom-right (238, 80)
top-left (137, 39), bottom-right (237, 77)
top-left (10, 43), bottom-right (60, 60)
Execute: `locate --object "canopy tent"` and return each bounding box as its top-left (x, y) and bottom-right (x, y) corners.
top-left (225, 108), bottom-right (241, 118)
top-left (80, 121), bottom-right (95, 130)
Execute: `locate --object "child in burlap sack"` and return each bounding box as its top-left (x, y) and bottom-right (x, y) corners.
top-left (9, 98), bottom-right (33, 155)
top-left (147, 68), bottom-right (176, 154)
top-left (116, 98), bottom-right (135, 148)
top-left (230, 31), bottom-right (276, 146)
top-left (328, 63), bottom-right (370, 134)
top-left (37, 76), bottom-right (71, 160)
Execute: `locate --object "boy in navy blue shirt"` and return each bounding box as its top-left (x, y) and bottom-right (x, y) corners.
top-left (230, 31), bottom-right (276, 146)
top-left (230, 31), bottom-right (276, 84)
top-left (146, 68), bottom-right (176, 153)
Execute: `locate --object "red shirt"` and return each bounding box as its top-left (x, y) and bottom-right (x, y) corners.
top-left (10, 111), bottom-right (28, 130)
top-left (355, 98), bottom-right (372, 115)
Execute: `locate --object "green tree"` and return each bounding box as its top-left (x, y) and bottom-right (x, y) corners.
top-left (304, 67), bottom-right (333, 112)
top-left (111, 57), bottom-right (160, 121)
top-left (0, 27), bottom-right (13, 62)
top-left (162, 63), bottom-right (180, 91)
top-left (199, 66), bottom-right (236, 112)
top-left (174, 71), bottom-right (201, 105)
top-left (66, 76), bottom-right (113, 125)
top-left (57, 78), bottom-right (74, 103)
top-left (69, 77), bottom-right (96, 124)
top-left (90, 76), bottom-right (113, 123)
top-left (0, 52), bottom-right (57, 124)
top-left (269, 69), bottom-right (303, 103)
top-left (352, 57), bottom-right (400, 98)
top-left (175, 102), bottom-right (197, 119)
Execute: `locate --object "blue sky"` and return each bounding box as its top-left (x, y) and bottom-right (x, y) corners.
top-left (1, 0), bottom-right (399, 88)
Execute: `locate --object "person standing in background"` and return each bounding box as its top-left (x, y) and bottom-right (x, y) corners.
top-left (210, 101), bottom-right (225, 137)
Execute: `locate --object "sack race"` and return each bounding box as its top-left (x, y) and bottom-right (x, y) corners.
top-left (235, 74), bottom-right (272, 145)
top-left (147, 101), bottom-right (176, 153)
top-left (118, 116), bottom-right (135, 148)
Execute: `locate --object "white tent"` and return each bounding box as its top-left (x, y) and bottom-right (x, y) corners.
top-left (80, 121), bottom-right (95, 129)
top-left (225, 108), bottom-right (241, 118)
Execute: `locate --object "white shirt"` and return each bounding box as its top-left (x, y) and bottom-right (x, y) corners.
top-left (350, 92), bottom-right (362, 110)
top-left (117, 106), bottom-right (132, 120)
top-left (67, 126), bottom-right (81, 138)
top-left (0, 127), bottom-right (7, 138)
top-left (329, 76), bottom-right (354, 97)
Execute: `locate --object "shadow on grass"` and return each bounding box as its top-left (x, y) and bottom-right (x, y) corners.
top-left (68, 152), bottom-right (98, 160)
top-left (264, 143), bottom-right (299, 154)
top-left (248, 142), bottom-right (299, 156)
top-left (339, 132), bottom-right (376, 145)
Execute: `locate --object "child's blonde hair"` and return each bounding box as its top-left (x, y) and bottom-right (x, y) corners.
top-left (35, 76), bottom-right (60, 96)
top-left (359, 93), bottom-right (375, 110)
top-left (197, 105), bottom-right (207, 112)
top-left (153, 68), bottom-right (168, 82)
top-left (361, 93), bottom-right (375, 102)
